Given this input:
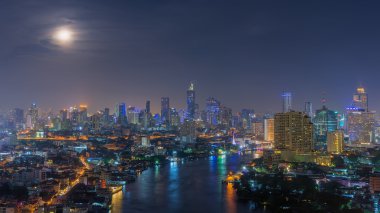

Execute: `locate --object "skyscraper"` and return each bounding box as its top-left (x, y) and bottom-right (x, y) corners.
top-left (146, 100), bottom-right (151, 114)
top-left (27, 103), bottom-right (39, 129)
top-left (282, 92), bottom-right (292, 113)
top-left (206, 97), bottom-right (221, 126)
top-left (264, 118), bottom-right (275, 142)
top-left (274, 111), bottom-right (313, 153)
top-left (186, 82), bottom-right (196, 120)
top-left (161, 97), bottom-right (170, 125)
top-left (353, 87), bottom-right (368, 111)
top-left (327, 130), bottom-right (344, 154)
top-left (313, 105), bottom-right (338, 149)
top-left (304, 101), bottom-right (313, 118)
top-left (346, 107), bottom-right (375, 144)
top-left (117, 103), bottom-right (127, 124)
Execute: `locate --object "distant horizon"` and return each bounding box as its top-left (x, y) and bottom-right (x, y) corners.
top-left (0, 85), bottom-right (373, 116)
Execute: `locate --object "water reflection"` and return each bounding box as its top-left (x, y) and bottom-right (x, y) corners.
top-left (119, 154), bottom-right (253, 213)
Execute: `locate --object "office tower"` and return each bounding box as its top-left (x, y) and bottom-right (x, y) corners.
top-left (127, 106), bottom-right (140, 125)
top-left (60, 109), bottom-right (68, 121)
top-left (116, 103), bottom-right (127, 124)
top-left (186, 82), bottom-right (196, 120)
top-left (146, 100), bottom-right (151, 113)
top-left (27, 103), bottom-right (39, 129)
top-left (161, 97), bottom-right (170, 125)
top-left (304, 101), bottom-right (313, 118)
top-left (264, 118), bottom-right (275, 142)
top-left (241, 109), bottom-right (254, 129)
top-left (219, 106), bottom-right (232, 128)
top-left (252, 121), bottom-right (264, 139)
top-left (353, 87), bottom-right (368, 111)
top-left (79, 105), bottom-right (88, 124)
top-left (274, 111), bottom-right (313, 153)
top-left (327, 130), bottom-right (344, 154)
top-left (206, 97), bottom-right (221, 126)
top-left (313, 105), bottom-right (338, 149)
top-left (346, 106), bottom-right (375, 144)
top-left (13, 108), bottom-right (24, 124)
top-left (70, 106), bottom-right (79, 123)
top-left (282, 92), bottom-right (292, 113)
top-left (170, 108), bottom-right (181, 127)
top-left (103, 108), bottom-right (110, 123)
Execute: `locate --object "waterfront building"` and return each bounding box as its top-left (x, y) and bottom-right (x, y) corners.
top-left (274, 111), bottom-right (313, 153)
top-left (327, 130), bottom-right (344, 154)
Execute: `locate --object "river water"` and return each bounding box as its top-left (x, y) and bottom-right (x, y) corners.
top-left (112, 154), bottom-right (260, 213)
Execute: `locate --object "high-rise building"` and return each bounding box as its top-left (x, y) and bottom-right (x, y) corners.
top-left (274, 111), bottom-right (313, 153)
top-left (206, 97), bottom-right (221, 126)
top-left (346, 107), bottom-right (375, 144)
top-left (353, 87), bottom-right (368, 111)
top-left (264, 118), bottom-right (275, 142)
top-left (304, 101), bottom-right (313, 118)
top-left (27, 103), bottom-right (39, 129)
top-left (252, 121), bottom-right (264, 139)
top-left (170, 108), bottom-right (181, 127)
top-left (327, 130), bottom-right (344, 154)
top-left (313, 105), bottom-right (338, 149)
top-left (282, 92), bottom-right (292, 113)
top-left (79, 105), bottom-right (88, 124)
top-left (241, 109), bottom-right (254, 129)
top-left (116, 103), bottom-right (127, 124)
top-left (219, 106), bottom-right (232, 128)
top-left (186, 82), bottom-right (196, 120)
top-left (161, 97), bottom-right (170, 125)
top-left (127, 106), bottom-right (140, 125)
top-left (146, 100), bottom-right (151, 114)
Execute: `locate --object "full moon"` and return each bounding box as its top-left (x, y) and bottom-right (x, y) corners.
top-left (54, 28), bottom-right (73, 43)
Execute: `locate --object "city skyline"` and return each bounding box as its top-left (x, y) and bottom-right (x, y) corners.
top-left (1, 1), bottom-right (380, 113)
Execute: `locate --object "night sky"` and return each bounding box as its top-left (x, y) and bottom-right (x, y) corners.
top-left (1, 0), bottom-right (380, 114)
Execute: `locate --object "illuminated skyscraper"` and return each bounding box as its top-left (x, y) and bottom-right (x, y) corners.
top-left (127, 106), bottom-right (140, 125)
top-left (346, 107), bottom-right (375, 144)
top-left (79, 105), bottom-right (88, 124)
top-left (186, 82), bottom-right (196, 120)
top-left (274, 111), bottom-right (313, 153)
top-left (116, 103), bottom-right (127, 124)
top-left (313, 105), bottom-right (338, 149)
top-left (27, 103), bottom-right (39, 129)
top-left (264, 118), bottom-right (275, 142)
top-left (353, 87), bottom-right (368, 111)
top-left (282, 92), bottom-right (292, 113)
top-left (327, 130), bottom-right (344, 154)
top-left (206, 97), bottom-right (221, 126)
top-left (161, 97), bottom-right (170, 125)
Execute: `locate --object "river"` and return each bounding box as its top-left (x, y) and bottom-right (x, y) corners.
top-left (112, 154), bottom-right (261, 213)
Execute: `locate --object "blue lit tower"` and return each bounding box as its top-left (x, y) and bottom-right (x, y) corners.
top-left (282, 92), bottom-right (292, 113)
top-left (117, 102), bottom-right (127, 124)
top-left (187, 82), bottom-right (196, 120)
top-left (313, 105), bottom-right (338, 149)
